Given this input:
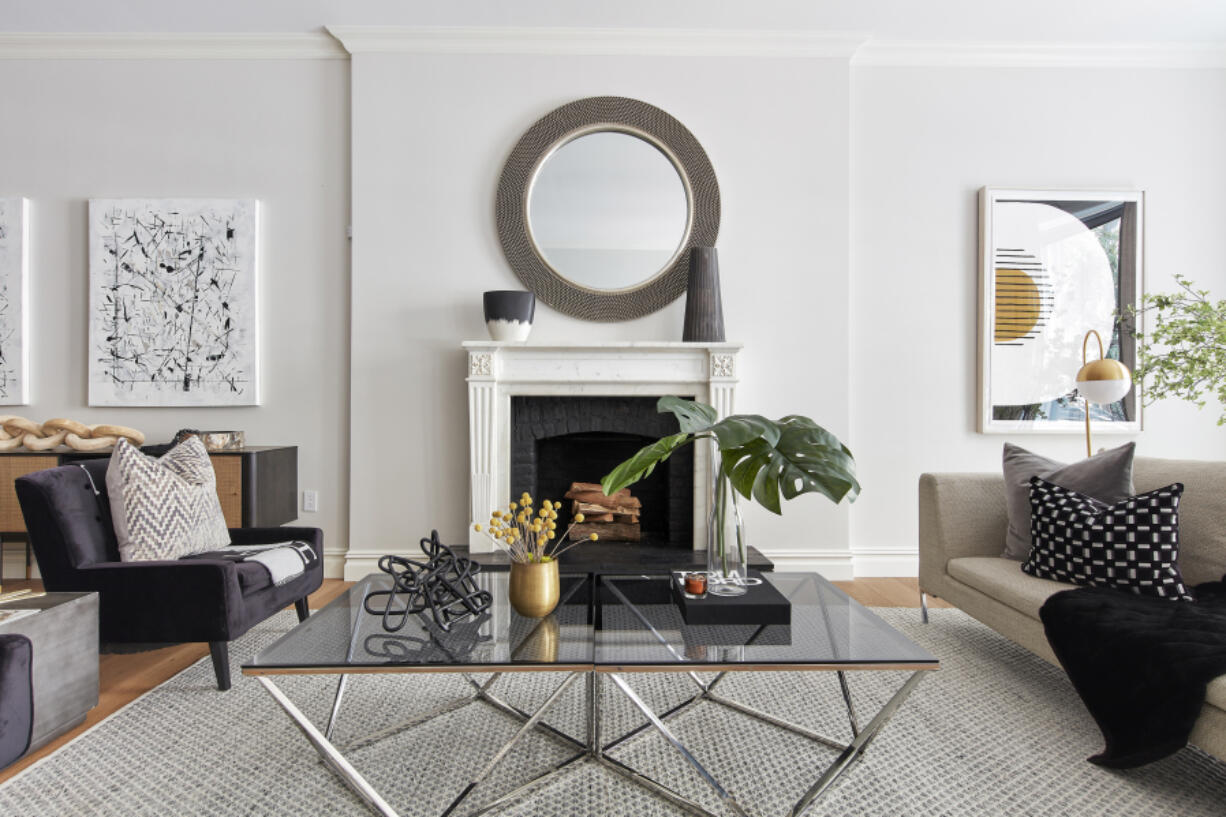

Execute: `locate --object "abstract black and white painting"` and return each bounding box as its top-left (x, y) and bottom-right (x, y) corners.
top-left (0, 198), bottom-right (29, 405)
top-left (979, 188), bottom-right (1143, 434)
top-left (89, 199), bottom-right (259, 406)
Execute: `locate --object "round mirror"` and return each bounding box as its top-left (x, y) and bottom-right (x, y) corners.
top-left (497, 96), bottom-right (720, 322)
top-left (527, 131), bottom-right (690, 292)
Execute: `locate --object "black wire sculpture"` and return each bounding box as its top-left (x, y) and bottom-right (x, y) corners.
top-left (363, 530), bottom-right (493, 632)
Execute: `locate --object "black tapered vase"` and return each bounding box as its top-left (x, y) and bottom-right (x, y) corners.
top-left (682, 247), bottom-right (725, 342)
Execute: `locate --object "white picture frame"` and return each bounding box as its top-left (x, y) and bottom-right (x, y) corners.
top-left (0, 197), bottom-right (29, 406)
top-left (88, 198), bottom-right (260, 407)
top-left (979, 188), bottom-right (1143, 435)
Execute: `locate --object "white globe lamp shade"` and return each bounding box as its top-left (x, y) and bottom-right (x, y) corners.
top-left (1075, 358), bottom-right (1132, 405)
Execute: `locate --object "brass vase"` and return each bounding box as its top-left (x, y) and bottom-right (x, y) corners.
top-left (509, 559), bottom-right (560, 618)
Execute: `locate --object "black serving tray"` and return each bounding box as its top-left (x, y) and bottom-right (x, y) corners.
top-left (671, 570), bottom-right (791, 626)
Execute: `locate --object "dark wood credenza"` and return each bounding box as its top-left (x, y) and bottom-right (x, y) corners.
top-left (0, 446), bottom-right (298, 577)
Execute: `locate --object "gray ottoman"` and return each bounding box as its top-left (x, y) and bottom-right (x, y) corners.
top-left (0, 592), bottom-right (98, 753)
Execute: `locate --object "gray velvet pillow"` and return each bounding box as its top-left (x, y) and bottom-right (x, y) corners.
top-left (1001, 442), bottom-right (1135, 560)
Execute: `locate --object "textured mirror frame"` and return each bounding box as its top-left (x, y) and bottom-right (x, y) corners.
top-left (496, 96), bottom-right (720, 322)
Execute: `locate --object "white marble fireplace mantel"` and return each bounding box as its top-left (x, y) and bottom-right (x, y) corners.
top-left (463, 340), bottom-right (741, 552)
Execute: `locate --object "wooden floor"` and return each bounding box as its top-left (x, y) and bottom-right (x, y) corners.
top-left (0, 576), bottom-right (948, 784)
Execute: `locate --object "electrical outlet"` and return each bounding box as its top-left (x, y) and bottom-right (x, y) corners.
top-left (303, 490), bottom-right (319, 513)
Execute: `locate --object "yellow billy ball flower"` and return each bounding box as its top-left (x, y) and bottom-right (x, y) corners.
top-left (473, 523), bottom-right (482, 532)
top-left (589, 533), bottom-right (599, 541)
top-left (549, 510), bottom-right (558, 520)
top-left (504, 535), bottom-right (515, 544)
top-left (537, 536), bottom-right (547, 547)
top-left (547, 530), bottom-right (556, 540)
top-left (543, 499), bottom-right (553, 510)
top-left (509, 502), bottom-right (517, 511)
top-left (574, 513), bottom-right (585, 523)
top-left (516, 513), bottom-right (526, 524)
top-left (492, 510), bottom-right (502, 519)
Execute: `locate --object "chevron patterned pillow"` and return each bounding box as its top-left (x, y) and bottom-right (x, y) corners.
top-left (106, 437), bottom-right (232, 562)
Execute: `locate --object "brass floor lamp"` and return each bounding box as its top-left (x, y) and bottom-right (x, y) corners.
top-left (1075, 329), bottom-right (1133, 457)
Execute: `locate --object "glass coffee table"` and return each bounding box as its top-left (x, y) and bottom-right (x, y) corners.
top-left (243, 571), bottom-right (938, 817)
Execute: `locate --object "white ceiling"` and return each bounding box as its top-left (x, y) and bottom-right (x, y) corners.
top-left (2, 0), bottom-right (1225, 43)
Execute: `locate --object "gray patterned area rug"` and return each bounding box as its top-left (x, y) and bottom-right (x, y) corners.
top-left (3, 607), bottom-right (1226, 817)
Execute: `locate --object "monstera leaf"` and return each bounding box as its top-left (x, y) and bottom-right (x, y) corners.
top-left (602, 397), bottom-right (859, 515)
top-left (598, 431), bottom-right (691, 490)
top-left (659, 395), bottom-right (718, 434)
top-left (721, 415), bottom-right (858, 513)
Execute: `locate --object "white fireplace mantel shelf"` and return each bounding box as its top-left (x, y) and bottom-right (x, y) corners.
top-left (463, 340), bottom-right (741, 552)
top-left (463, 340), bottom-right (742, 384)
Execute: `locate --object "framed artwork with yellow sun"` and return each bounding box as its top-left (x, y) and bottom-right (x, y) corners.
top-left (979, 188), bottom-right (1143, 434)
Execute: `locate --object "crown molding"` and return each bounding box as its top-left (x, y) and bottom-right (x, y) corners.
top-left (854, 40), bottom-right (1226, 69)
top-left (0, 32), bottom-right (348, 60)
top-left (0, 29), bottom-right (1221, 68)
top-left (325, 26), bottom-right (869, 58)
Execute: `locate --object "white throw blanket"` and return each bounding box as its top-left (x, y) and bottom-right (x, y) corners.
top-left (186, 541), bottom-right (317, 586)
top-left (239, 542), bottom-right (317, 586)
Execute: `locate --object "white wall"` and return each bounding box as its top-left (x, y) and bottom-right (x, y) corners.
top-left (850, 66), bottom-right (1226, 573)
top-left (346, 51), bottom-right (853, 576)
top-left (3, 21), bottom-right (1225, 582)
top-left (0, 58), bottom-right (352, 574)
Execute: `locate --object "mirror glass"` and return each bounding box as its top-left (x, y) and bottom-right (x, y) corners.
top-left (528, 131), bottom-right (689, 291)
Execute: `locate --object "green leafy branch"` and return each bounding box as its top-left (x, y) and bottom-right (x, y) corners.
top-left (1130, 274), bottom-right (1226, 425)
top-left (600, 396), bottom-right (860, 514)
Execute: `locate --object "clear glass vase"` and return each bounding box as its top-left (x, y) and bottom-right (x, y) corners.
top-left (707, 467), bottom-right (748, 596)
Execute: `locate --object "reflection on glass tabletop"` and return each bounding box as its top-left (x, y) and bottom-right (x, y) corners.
top-left (243, 571), bottom-right (937, 675)
top-left (244, 572), bottom-right (595, 673)
top-left (595, 572), bottom-right (938, 670)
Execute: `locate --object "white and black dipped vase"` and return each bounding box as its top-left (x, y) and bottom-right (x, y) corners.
top-left (483, 290), bottom-right (536, 342)
top-left (682, 247), bottom-right (726, 342)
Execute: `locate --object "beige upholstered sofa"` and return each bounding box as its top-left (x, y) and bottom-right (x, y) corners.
top-left (918, 456), bottom-right (1226, 762)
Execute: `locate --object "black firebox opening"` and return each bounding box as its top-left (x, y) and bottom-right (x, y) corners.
top-left (510, 396), bottom-right (694, 550)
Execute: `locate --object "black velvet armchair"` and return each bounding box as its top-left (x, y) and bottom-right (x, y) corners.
top-left (0, 633), bottom-right (33, 769)
top-left (15, 460), bottom-right (323, 691)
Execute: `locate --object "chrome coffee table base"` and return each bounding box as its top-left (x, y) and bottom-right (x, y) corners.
top-left (256, 666), bottom-right (926, 817)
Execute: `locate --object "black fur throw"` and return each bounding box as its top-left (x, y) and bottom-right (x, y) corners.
top-left (1040, 578), bottom-right (1226, 768)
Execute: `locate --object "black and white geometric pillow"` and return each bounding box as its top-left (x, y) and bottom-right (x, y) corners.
top-left (1022, 477), bottom-right (1192, 601)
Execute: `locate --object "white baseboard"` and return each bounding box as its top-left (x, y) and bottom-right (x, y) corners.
top-left (323, 549), bottom-right (347, 579)
top-left (343, 551), bottom-right (384, 582)
top-left (763, 551), bottom-right (854, 581)
top-left (850, 548), bottom-right (919, 578)
top-left (0, 543), bottom-right (38, 581)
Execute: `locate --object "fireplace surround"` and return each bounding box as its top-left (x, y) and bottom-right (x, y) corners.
top-left (464, 341), bottom-right (740, 554)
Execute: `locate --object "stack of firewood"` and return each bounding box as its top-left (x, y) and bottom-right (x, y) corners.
top-left (564, 482), bottom-right (641, 542)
